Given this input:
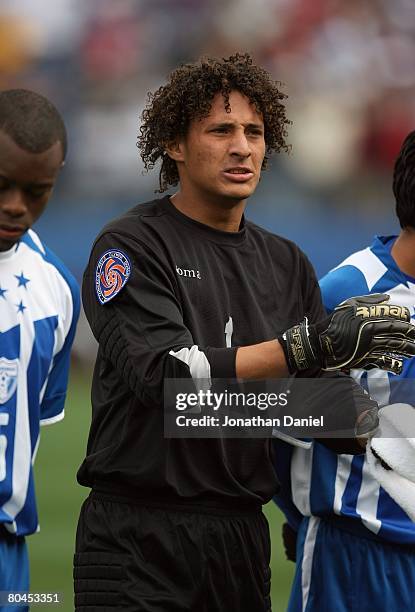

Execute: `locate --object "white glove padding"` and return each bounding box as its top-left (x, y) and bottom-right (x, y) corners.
top-left (366, 403), bottom-right (415, 522)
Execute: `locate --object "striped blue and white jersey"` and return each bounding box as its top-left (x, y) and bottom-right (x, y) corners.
top-left (0, 229), bottom-right (79, 536)
top-left (274, 235), bottom-right (415, 544)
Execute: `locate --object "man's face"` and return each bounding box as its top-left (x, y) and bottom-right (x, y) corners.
top-left (0, 130), bottom-right (63, 251)
top-left (175, 90), bottom-right (266, 205)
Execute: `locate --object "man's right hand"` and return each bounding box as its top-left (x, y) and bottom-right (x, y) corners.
top-left (282, 522), bottom-right (297, 562)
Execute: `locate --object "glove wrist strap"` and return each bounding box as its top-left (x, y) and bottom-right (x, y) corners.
top-left (283, 318), bottom-right (321, 372)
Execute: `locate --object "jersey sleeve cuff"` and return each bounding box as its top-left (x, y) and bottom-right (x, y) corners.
top-left (205, 347), bottom-right (237, 379)
top-left (40, 393), bottom-right (66, 424)
top-left (40, 410), bottom-right (65, 426)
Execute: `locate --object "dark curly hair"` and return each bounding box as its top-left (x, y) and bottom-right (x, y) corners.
top-left (0, 89), bottom-right (67, 159)
top-left (138, 53), bottom-right (291, 192)
top-left (393, 130), bottom-right (415, 229)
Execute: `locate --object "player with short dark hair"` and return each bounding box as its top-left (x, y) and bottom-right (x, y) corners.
top-left (0, 89), bottom-right (67, 161)
top-left (0, 89), bottom-right (79, 611)
top-left (393, 130), bottom-right (415, 229)
top-left (74, 54), bottom-right (415, 611)
top-left (274, 130), bottom-right (415, 611)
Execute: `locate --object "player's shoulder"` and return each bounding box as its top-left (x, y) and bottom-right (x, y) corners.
top-left (246, 219), bottom-right (306, 255)
top-left (96, 197), bottom-right (167, 245)
top-left (89, 198), bottom-right (175, 276)
top-left (21, 229), bottom-right (80, 305)
top-left (319, 245), bottom-right (375, 312)
top-left (245, 219), bottom-right (314, 269)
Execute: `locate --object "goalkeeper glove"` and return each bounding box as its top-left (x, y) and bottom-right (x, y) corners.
top-left (280, 293), bottom-right (415, 375)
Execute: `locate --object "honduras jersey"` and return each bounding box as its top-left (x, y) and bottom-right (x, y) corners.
top-left (0, 229), bottom-right (79, 537)
top-left (274, 235), bottom-right (415, 544)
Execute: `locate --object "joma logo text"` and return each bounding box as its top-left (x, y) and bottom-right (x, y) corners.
top-left (176, 266), bottom-right (201, 279)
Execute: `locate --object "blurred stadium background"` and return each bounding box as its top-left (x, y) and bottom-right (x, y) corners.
top-left (1, 0), bottom-right (414, 608)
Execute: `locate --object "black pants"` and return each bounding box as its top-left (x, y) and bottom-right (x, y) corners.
top-left (74, 492), bottom-right (272, 611)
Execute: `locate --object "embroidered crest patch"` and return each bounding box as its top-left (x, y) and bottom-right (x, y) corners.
top-left (95, 250), bottom-right (131, 304)
top-left (0, 358), bottom-right (18, 404)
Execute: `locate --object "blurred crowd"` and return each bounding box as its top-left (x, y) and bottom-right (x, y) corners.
top-left (1, 0), bottom-right (414, 210)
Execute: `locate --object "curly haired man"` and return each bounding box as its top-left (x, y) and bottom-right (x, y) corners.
top-left (73, 54), bottom-right (415, 611)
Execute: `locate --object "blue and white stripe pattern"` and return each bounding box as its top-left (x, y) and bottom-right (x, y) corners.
top-left (0, 229), bottom-right (79, 536)
top-left (284, 235), bottom-right (415, 544)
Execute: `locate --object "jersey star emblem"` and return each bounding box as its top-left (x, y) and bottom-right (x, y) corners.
top-left (0, 286), bottom-right (7, 299)
top-left (16, 300), bottom-right (26, 314)
top-left (15, 272), bottom-right (30, 289)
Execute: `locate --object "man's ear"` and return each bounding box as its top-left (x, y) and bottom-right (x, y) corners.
top-left (165, 138), bottom-right (185, 162)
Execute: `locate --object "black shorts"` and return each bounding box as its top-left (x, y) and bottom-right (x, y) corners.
top-left (74, 492), bottom-right (271, 611)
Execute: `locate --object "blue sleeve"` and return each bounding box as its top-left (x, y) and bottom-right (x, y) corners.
top-left (319, 265), bottom-right (369, 314)
top-left (40, 254), bottom-right (80, 424)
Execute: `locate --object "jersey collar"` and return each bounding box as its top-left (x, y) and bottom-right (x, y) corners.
top-left (0, 242), bottom-right (20, 262)
top-left (160, 196), bottom-right (246, 246)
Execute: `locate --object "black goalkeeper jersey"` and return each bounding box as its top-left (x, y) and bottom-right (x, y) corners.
top-left (77, 195), bottom-right (327, 506)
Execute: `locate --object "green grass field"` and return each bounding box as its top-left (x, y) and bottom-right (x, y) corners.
top-left (29, 369), bottom-right (294, 611)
